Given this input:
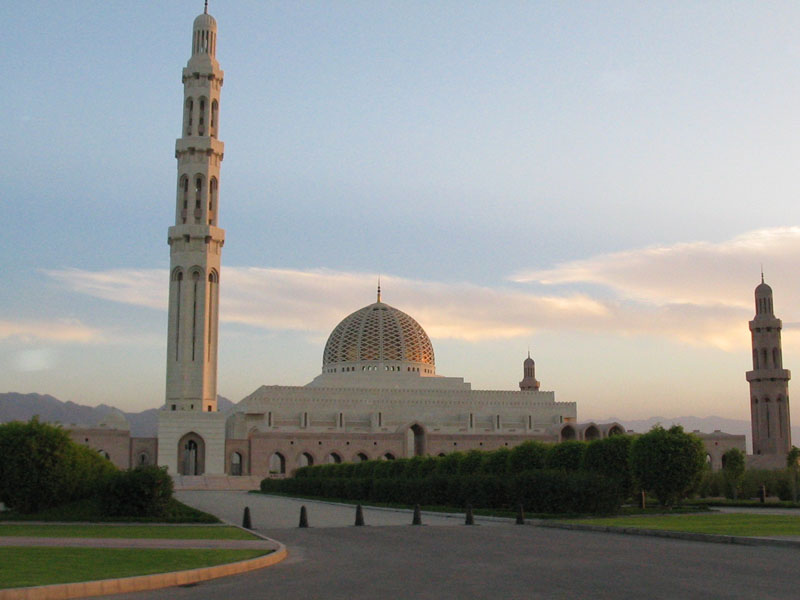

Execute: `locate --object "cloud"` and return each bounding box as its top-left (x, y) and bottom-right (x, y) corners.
top-left (47, 226), bottom-right (800, 350)
top-left (512, 227), bottom-right (800, 310)
top-left (0, 319), bottom-right (104, 344)
top-left (46, 253), bottom-right (753, 349)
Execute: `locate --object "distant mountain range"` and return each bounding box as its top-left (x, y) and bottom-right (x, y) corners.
top-left (2, 393), bottom-right (798, 452)
top-left (0, 392), bottom-right (234, 437)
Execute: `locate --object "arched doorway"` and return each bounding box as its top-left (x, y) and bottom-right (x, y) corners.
top-left (561, 425), bottom-right (576, 441)
top-left (407, 424), bottom-right (426, 457)
top-left (298, 452), bottom-right (314, 468)
top-left (231, 452), bottom-right (243, 476)
top-left (584, 425), bottom-right (600, 441)
top-left (327, 452), bottom-right (342, 464)
top-left (269, 452), bottom-right (286, 474)
top-left (178, 432), bottom-right (205, 475)
top-left (608, 425), bottom-right (624, 436)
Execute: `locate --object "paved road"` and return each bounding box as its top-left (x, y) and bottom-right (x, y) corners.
top-left (176, 490), bottom-right (484, 528)
top-left (95, 492), bottom-right (800, 599)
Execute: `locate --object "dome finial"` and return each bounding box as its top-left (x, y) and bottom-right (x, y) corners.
top-left (204, 0), bottom-right (208, 14)
top-left (377, 276), bottom-right (382, 303)
top-left (761, 265), bottom-right (764, 284)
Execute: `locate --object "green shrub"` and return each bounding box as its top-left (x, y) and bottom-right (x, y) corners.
top-left (582, 435), bottom-right (633, 501)
top-left (481, 447), bottom-right (511, 475)
top-left (630, 425), bottom-right (705, 507)
top-left (509, 441), bottom-right (549, 473)
top-left (512, 470), bottom-right (619, 514)
top-left (0, 419), bottom-right (116, 513)
top-left (436, 452), bottom-right (464, 475)
top-left (100, 465), bottom-right (173, 517)
top-left (721, 448), bottom-right (746, 500)
top-left (545, 441), bottom-right (587, 472)
top-left (458, 450), bottom-right (485, 475)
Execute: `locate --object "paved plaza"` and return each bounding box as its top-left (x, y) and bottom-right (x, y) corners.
top-left (94, 491), bottom-right (800, 600)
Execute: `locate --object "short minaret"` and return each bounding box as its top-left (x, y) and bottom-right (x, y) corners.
top-left (519, 352), bottom-right (540, 391)
top-left (746, 276), bottom-right (791, 457)
top-left (165, 7), bottom-right (225, 413)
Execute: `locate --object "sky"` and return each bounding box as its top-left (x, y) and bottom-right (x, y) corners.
top-left (4, 1), bottom-right (800, 423)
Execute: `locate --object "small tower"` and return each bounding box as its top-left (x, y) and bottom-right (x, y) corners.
top-left (519, 352), bottom-right (540, 391)
top-left (746, 276), bottom-right (792, 458)
top-left (164, 7), bottom-right (225, 414)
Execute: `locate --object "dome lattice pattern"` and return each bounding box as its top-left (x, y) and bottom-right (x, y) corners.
top-left (323, 302), bottom-right (435, 368)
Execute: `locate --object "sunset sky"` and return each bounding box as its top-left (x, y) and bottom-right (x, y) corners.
top-left (5, 1), bottom-right (800, 422)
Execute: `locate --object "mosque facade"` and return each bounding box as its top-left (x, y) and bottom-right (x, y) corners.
top-left (66, 8), bottom-right (784, 479)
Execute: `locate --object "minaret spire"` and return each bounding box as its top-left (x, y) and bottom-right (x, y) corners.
top-left (746, 277), bottom-right (791, 463)
top-left (164, 7), bottom-right (225, 415)
top-left (377, 276), bottom-right (382, 303)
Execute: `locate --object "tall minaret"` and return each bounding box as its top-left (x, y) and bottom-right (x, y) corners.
top-left (165, 5), bottom-right (225, 413)
top-left (519, 351), bottom-right (540, 391)
top-left (746, 276), bottom-right (791, 457)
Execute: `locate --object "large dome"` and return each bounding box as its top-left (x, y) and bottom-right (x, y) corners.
top-left (322, 300), bottom-right (435, 374)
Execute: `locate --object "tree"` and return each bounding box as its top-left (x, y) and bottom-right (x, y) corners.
top-left (721, 448), bottom-right (746, 500)
top-left (629, 425), bottom-right (705, 507)
top-left (0, 418), bottom-right (115, 513)
top-left (787, 446), bottom-right (800, 503)
top-left (583, 435), bottom-right (634, 501)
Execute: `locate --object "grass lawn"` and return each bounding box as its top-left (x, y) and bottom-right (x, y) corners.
top-left (0, 524), bottom-right (258, 540)
top-left (0, 497), bottom-right (219, 523)
top-left (563, 513), bottom-right (800, 537)
top-left (0, 547), bottom-right (268, 589)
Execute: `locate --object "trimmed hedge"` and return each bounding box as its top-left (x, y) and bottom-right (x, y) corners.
top-left (261, 470), bottom-right (620, 514)
top-left (100, 465), bottom-right (174, 518)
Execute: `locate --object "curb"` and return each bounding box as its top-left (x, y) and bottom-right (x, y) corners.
top-left (0, 541), bottom-right (288, 600)
top-left (537, 521), bottom-right (800, 549)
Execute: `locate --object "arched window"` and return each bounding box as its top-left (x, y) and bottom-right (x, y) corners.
top-left (211, 100), bottom-right (219, 137)
top-left (178, 176), bottom-right (189, 224)
top-left (326, 452), bottom-right (342, 464)
top-left (773, 348), bottom-right (781, 369)
top-left (355, 452), bottom-right (368, 463)
top-left (198, 98), bottom-right (206, 136)
top-left (753, 349), bottom-right (759, 370)
top-left (138, 452), bottom-right (149, 466)
top-left (185, 98), bottom-right (194, 135)
top-left (762, 348), bottom-right (768, 369)
top-left (383, 453), bottom-right (395, 460)
top-left (209, 177), bottom-right (217, 225)
top-left (269, 452), bottom-right (286, 474)
top-left (172, 269), bottom-right (183, 360)
top-left (298, 452), bottom-right (314, 468)
top-left (195, 175), bottom-right (203, 210)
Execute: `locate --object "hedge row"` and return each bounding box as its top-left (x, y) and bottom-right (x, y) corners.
top-left (261, 470), bottom-right (621, 514)
top-left (290, 436), bottom-right (634, 504)
top-left (697, 468), bottom-right (797, 501)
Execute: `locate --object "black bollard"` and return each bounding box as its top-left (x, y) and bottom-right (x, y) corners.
top-left (759, 484), bottom-right (766, 504)
top-left (355, 504), bottom-right (365, 526)
top-left (299, 505), bottom-right (309, 528)
top-left (515, 504), bottom-right (525, 525)
top-left (242, 506), bottom-right (252, 529)
top-left (412, 504), bottom-right (422, 525)
top-left (639, 490), bottom-right (647, 509)
top-left (465, 504), bottom-right (474, 526)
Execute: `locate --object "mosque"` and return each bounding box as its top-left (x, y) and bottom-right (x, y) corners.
top-left (69, 7), bottom-right (788, 481)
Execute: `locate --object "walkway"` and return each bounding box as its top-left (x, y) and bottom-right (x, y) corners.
top-left (175, 490), bottom-right (490, 528)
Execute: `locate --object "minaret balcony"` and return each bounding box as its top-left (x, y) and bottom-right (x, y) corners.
top-left (746, 368), bottom-right (791, 382)
top-left (176, 137), bottom-right (224, 155)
